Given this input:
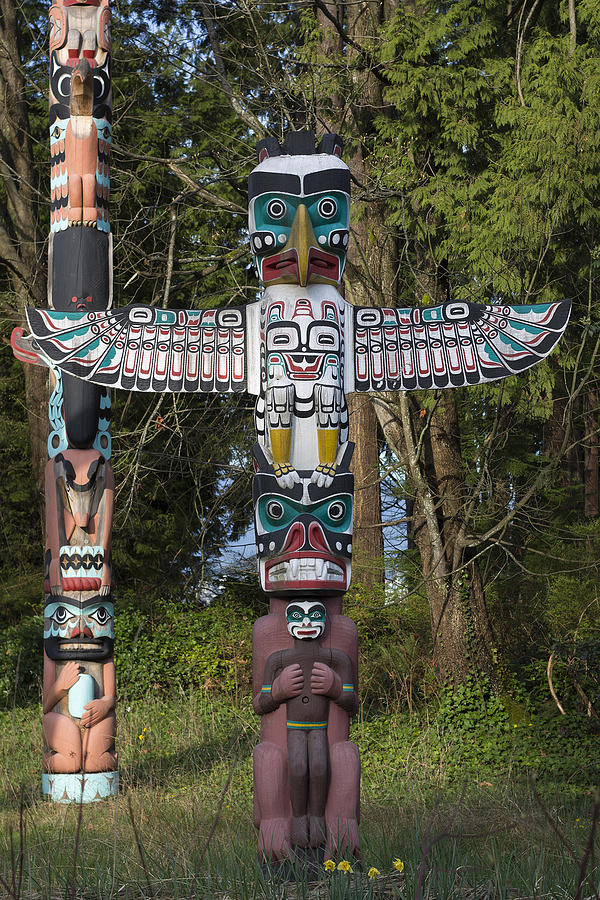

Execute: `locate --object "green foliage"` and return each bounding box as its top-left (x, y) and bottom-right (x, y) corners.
top-left (431, 673), bottom-right (600, 782)
top-left (345, 579), bottom-right (433, 711)
top-left (115, 590), bottom-right (256, 699)
top-left (1, 691), bottom-right (599, 899)
top-left (437, 675), bottom-right (510, 735)
top-left (0, 323), bottom-right (43, 622)
top-left (0, 615), bottom-right (42, 709)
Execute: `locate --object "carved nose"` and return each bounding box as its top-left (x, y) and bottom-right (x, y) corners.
top-left (284, 204), bottom-right (318, 287)
top-left (71, 626), bottom-right (93, 638)
top-left (308, 522), bottom-right (329, 553)
top-left (281, 522), bottom-right (305, 553)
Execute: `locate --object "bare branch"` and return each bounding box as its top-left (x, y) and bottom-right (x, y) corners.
top-left (547, 652), bottom-right (566, 716)
top-left (198, 0), bottom-right (267, 137)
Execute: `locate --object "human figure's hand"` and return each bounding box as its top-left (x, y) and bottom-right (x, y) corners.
top-left (81, 696), bottom-right (113, 728)
top-left (55, 661), bottom-right (81, 693)
top-left (100, 563), bottom-right (112, 596)
top-left (311, 662), bottom-right (341, 698)
top-left (49, 558), bottom-right (61, 595)
top-left (273, 664), bottom-right (304, 702)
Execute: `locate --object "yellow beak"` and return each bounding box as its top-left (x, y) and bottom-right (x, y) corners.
top-left (284, 203), bottom-right (318, 287)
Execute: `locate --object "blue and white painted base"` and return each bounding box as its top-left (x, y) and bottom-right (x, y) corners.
top-left (42, 771), bottom-right (118, 803)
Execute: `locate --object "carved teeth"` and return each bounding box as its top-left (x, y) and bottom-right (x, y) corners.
top-left (268, 558), bottom-right (344, 583)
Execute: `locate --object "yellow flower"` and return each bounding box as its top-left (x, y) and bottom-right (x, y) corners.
top-left (337, 860), bottom-right (353, 873)
top-left (138, 734), bottom-right (144, 740)
top-left (368, 867), bottom-right (380, 878)
top-left (324, 859), bottom-right (336, 872)
top-left (393, 858), bottom-right (404, 873)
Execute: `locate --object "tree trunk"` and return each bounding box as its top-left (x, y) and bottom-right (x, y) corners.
top-left (584, 387), bottom-right (599, 518)
top-left (314, 0), bottom-right (498, 680)
top-left (347, 392), bottom-right (384, 586)
top-left (543, 377), bottom-right (582, 519)
top-left (315, 0), bottom-right (387, 588)
top-left (0, 0), bottom-right (48, 496)
top-left (376, 391), bottom-right (499, 687)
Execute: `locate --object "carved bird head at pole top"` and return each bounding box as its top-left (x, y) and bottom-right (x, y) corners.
top-left (248, 131), bottom-right (351, 288)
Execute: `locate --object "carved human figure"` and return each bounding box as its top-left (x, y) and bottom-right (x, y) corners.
top-left (43, 596), bottom-right (116, 773)
top-left (255, 601), bottom-right (356, 848)
top-left (252, 594), bottom-right (360, 861)
top-left (49, 0), bottom-right (112, 231)
top-left (43, 657), bottom-right (116, 773)
top-left (45, 448), bottom-right (113, 596)
top-left (65, 61), bottom-right (99, 225)
top-left (42, 445), bottom-right (116, 781)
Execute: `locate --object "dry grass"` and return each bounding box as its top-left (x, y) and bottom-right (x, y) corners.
top-left (0, 694), bottom-right (598, 898)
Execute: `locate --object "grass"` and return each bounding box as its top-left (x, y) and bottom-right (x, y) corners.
top-left (0, 692), bottom-right (598, 898)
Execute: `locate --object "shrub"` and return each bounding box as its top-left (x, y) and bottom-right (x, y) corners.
top-left (0, 615), bottom-right (43, 708)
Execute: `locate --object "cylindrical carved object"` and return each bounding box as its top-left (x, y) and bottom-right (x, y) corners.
top-left (12, 107), bottom-right (571, 837)
top-left (41, 0), bottom-right (117, 803)
top-left (248, 132), bottom-right (361, 861)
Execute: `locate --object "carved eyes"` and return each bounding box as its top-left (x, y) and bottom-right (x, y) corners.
top-left (316, 333), bottom-right (336, 346)
top-left (266, 500), bottom-right (284, 521)
top-left (52, 606), bottom-right (70, 625)
top-left (89, 607), bottom-right (110, 626)
top-left (318, 197), bottom-right (337, 219)
top-left (267, 199), bottom-right (287, 219)
top-left (328, 501), bottom-right (346, 522)
top-left (271, 333), bottom-right (293, 346)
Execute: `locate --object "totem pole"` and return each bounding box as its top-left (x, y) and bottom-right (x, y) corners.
top-left (13, 127), bottom-right (570, 839)
top-left (12, 0), bottom-right (116, 803)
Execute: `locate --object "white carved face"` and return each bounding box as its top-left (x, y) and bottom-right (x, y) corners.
top-left (286, 600), bottom-right (326, 640)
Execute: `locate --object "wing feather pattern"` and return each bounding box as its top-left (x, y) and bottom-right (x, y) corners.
top-left (25, 305), bottom-right (248, 393)
top-left (351, 300), bottom-right (571, 392)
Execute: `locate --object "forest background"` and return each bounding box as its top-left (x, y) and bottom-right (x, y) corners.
top-left (1, 0), bottom-right (600, 799)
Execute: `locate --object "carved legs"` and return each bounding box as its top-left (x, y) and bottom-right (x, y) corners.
top-left (256, 732), bottom-right (357, 860)
top-left (43, 712), bottom-right (82, 772)
top-left (68, 174), bottom-right (98, 225)
top-left (288, 729), bottom-right (309, 846)
top-left (253, 741), bottom-right (291, 861)
top-left (82, 710), bottom-right (116, 771)
top-left (287, 729), bottom-right (329, 849)
top-left (325, 740), bottom-right (361, 859)
top-left (43, 710), bottom-right (116, 774)
top-left (307, 729), bottom-right (328, 847)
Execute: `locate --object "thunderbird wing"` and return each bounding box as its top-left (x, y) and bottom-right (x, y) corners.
top-left (348, 300), bottom-right (571, 392)
top-left (24, 304), bottom-right (249, 393)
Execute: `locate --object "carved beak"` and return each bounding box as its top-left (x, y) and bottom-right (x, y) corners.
top-left (284, 204), bottom-right (318, 287)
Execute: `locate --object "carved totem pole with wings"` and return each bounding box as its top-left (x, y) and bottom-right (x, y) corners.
top-left (14, 75), bottom-right (570, 849)
top-left (12, 0), bottom-right (116, 803)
